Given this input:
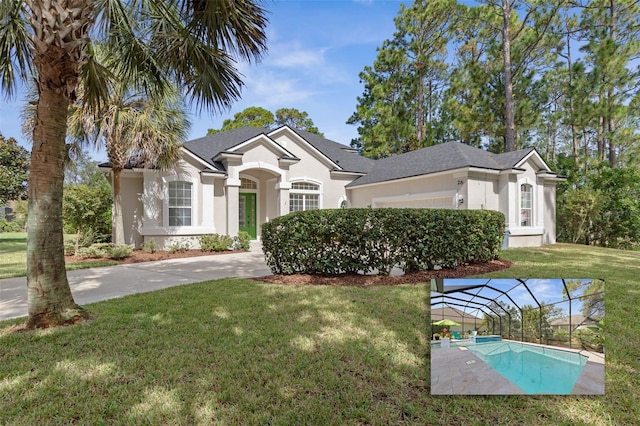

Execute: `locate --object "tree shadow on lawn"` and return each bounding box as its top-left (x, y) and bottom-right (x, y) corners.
top-left (0, 279), bottom-right (430, 424)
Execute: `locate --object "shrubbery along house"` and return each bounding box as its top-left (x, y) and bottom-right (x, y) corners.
top-left (100, 125), bottom-right (563, 250)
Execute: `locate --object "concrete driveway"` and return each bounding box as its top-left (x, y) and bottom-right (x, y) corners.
top-left (0, 247), bottom-right (271, 322)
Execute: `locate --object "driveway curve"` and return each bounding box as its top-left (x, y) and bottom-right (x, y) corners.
top-left (0, 248), bottom-right (271, 322)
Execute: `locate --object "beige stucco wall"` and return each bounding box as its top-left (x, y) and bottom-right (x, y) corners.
top-left (543, 182), bottom-right (557, 244)
top-left (136, 157), bottom-right (218, 250)
top-left (508, 234), bottom-right (544, 248)
top-left (274, 133), bottom-right (349, 211)
top-left (118, 173), bottom-right (144, 247)
top-left (348, 173), bottom-right (461, 209)
top-left (466, 173), bottom-right (500, 211)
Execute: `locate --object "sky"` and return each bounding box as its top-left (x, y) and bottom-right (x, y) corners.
top-left (432, 278), bottom-right (602, 319)
top-left (0, 0), bottom-right (405, 161)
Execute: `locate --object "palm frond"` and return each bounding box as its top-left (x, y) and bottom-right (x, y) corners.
top-left (0, 0), bottom-right (33, 98)
top-left (94, 0), bottom-right (268, 114)
top-left (181, 0), bottom-right (268, 63)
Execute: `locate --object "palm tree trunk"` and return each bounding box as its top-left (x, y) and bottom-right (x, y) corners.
top-left (112, 168), bottom-right (125, 244)
top-left (24, 0), bottom-right (94, 328)
top-left (27, 85), bottom-right (85, 328)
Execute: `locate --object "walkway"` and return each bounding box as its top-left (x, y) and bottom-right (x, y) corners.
top-left (0, 243), bottom-right (271, 322)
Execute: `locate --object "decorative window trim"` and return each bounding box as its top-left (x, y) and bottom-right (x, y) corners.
top-left (338, 196), bottom-right (349, 209)
top-left (239, 176), bottom-right (258, 191)
top-left (162, 176), bottom-right (198, 229)
top-left (519, 180), bottom-right (533, 227)
top-left (289, 178), bottom-right (322, 212)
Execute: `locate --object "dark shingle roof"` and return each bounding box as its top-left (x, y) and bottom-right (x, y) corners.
top-left (182, 126), bottom-right (375, 174)
top-left (287, 127), bottom-right (376, 173)
top-left (183, 127), bottom-right (267, 168)
top-left (347, 142), bottom-right (536, 187)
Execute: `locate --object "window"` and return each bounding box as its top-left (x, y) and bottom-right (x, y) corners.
top-left (168, 181), bottom-right (192, 226)
top-left (289, 181), bottom-right (320, 212)
top-left (240, 177), bottom-right (257, 190)
top-left (520, 184), bottom-right (532, 227)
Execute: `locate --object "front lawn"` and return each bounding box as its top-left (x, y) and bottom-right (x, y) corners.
top-left (1, 243), bottom-right (638, 424)
top-left (1, 280), bottom-right (427, 424)
top-left (0, 233), bottom-right (119, 279)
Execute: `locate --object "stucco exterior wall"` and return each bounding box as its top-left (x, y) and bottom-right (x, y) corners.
top-left (543, 183), bottom-right (557, 244)
top-left (277, 135), bottom-right (347, 211)
top-left (508, 234), bottom-right (544, 248)
top-left (466, 173), bottom-right (500, 211)
top-left (348, 173), bottom-right (461, 209)
top-left (118, 173), bottom-right (144, 247)
top-left (137, 158), bottom-right (217, 249)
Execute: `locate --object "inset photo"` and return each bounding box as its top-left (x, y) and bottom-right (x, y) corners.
top-left (430, 278), bottom-right (604, 395)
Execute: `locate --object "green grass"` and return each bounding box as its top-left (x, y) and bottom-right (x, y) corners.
top-left (1, 243), bottom-right (639, 424)
top-left (0, 233), bottom-right (118, 279)
top-left (1, 280), bottom-right (427, 424)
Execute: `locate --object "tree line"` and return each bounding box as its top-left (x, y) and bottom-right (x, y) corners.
top-left (348, 0), bottom-right (639, 167)
top-left (348, 0), bottom-right (640, 249)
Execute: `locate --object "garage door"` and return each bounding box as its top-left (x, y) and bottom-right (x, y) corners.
top-left (376, 196), bottom-right (454, 209)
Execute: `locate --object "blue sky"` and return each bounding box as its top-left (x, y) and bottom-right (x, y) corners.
top-left (0, 0), bottom-right (404, 161)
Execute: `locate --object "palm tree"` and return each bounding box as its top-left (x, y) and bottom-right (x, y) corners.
top-left (68, 75), bottom-right (190, 245)
top-left (0, 0), bottom-right (268, 328)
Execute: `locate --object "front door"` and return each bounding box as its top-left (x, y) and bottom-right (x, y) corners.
top-left (239, 193), bottom-right (257, 239)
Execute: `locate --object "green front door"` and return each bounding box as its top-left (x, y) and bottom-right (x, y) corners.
top-left (239, 193), bottom-right (257, 239)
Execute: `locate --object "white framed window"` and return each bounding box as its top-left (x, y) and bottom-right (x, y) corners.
top-left (520, 183), bottom-right (533, 227)
top-left (240, 177), bottom-right (257, 190)
top-left (289, 180), bottom-right (321, 212)
top-left (168, 181), bottom-right (192, 226)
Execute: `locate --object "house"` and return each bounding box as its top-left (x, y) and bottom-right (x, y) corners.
top-left (431, 306), bottom-right (484, 334)
top-left (100, 125), bottom-right (563, 250)
top-left (549, 315), bottom-right (600, 331)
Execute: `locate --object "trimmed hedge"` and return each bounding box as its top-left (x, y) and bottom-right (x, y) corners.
top-left (261, 208), bottom-right (505, 275)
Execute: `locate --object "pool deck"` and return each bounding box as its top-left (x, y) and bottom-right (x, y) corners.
top-left (430, 339), bottom-right (605, 395)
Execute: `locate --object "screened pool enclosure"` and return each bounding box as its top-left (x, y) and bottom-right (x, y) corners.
top-left (430, 278), bottom-right (604, 352)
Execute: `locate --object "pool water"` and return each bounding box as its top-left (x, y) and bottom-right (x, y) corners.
top-left (468, 341), bottom-right (588, 394)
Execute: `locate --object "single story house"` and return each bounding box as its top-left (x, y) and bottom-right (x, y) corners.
top-left (100, 125), bottom-right (563, 250)
top-left (431, 306), bottom-right (484, 334)
top-left (549, 315), bottom-right (600, 331)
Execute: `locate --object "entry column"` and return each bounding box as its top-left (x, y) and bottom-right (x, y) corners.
top-left (226, 178), bottom-right (241, 236)
top-left (276, 181), bottom-right (291, 217)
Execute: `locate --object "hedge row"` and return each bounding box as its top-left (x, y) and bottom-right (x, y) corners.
top-left (261, 208), bottom-right (505, 275)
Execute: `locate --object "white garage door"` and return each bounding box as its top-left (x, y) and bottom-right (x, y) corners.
top-left (376, 196), bottom-right (454, 209)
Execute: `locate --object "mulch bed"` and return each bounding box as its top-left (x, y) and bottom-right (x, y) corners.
top-left (252, 259), bottom-right (513, 287)
top-left (65, 249), bottom-right (244, 264)
top-left (67, 249), bottom-right (512, 286)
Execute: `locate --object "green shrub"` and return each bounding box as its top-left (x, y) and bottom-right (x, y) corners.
top-left (575, 327), bottom-right (604, 351)
top-left (0, 219), bottom-right (22, 232)
top-left (168, 240), bottom-right (192, 253)
top-left (108, 244), bottom-right (133, 259)
top-left (76, 243), bottom-right (133, 259)
top-left (199, 234), bottom-right (233, 252)
top-left (64, 242), bottom-right (76, 256)
top-left (234, 231), bottom-right (251, 251)
top-left (261, 208), bottom-right (505, 275)
top-left (142, 238), bottom-right (157, 253)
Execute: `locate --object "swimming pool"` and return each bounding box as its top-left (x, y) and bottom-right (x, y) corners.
top-left (467, 341), bottom-right (588, 394)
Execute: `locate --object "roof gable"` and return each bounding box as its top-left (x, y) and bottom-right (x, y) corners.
top-left (181, 125), bottom-right (375, 174)
top-left (347, 142), bottom-right (544, 187)
top-left (281, 126), bottom-right (376, 173)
